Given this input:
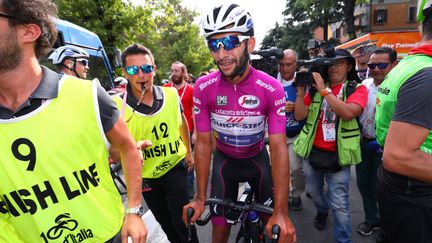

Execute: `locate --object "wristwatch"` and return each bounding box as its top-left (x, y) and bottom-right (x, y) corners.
top-left (125, 205), bottom-right (145, 217)
top-left (320, 87), bottom-right (332, 97)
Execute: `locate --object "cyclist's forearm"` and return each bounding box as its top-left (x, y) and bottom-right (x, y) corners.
top-left (194, 134), bottom-right (212, 201)
top-left (269, 134), bottom-right (290, 214)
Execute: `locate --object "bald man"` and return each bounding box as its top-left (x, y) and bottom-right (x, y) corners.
top-left (278, 49), bottom-right (306, 210)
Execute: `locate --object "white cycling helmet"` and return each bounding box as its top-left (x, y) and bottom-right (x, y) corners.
top-left (418, 0), bottom-right (432, 22)
top-left (48, 45), bottom-right (89, 65)
top-left (201, 3), bottom-right (254, 39)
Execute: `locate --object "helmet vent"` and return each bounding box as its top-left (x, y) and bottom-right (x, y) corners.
top-left (238, 15), bottom-right (246, 26)
top-left (222, 4), bottom-right (239, 22)
top-left (213, 7), bottom-right (221, 23)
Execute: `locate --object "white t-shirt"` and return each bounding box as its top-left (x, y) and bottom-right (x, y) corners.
top-left (359, 78), bottom-right (378, 138)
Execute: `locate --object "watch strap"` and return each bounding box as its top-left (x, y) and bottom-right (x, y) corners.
top-left (125, 205), bottom-right (144, 216)
top-left (320, 87), bottom-right (331, 97)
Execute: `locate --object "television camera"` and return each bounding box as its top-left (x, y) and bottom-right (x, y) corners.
top-left (251, 47), bottom-right (284, 78)
top-left (295, 42), bottom-right (337, 86)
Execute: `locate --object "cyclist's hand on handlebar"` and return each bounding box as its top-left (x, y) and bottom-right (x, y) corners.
top-left (121, 214), bottom-right (148, 243)
top-left (266, 212), bottom-right (296, 243)
top-left (182, 198), bottom-right (205, 225)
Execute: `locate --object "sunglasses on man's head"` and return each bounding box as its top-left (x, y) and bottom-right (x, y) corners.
top-left (207, 35), bottom-right (250, 53)
top-left (125, 64), bottom-right (154, 75)
top-left (367, 63), bottom-right (390, 70)
top-left (76, 58), bottom-right (89, 67)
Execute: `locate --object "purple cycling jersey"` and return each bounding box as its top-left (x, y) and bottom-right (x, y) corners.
top-left (193, 66), bottom-right (286, 158)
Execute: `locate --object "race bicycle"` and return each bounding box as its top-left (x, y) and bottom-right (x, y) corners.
top-left (187, 186), bottom-right (281, 243)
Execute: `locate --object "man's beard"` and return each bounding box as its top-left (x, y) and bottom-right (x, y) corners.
top-left (217, 47), bottom-right (249, 81)
top-left (0, 27), bottom-right (22, 73)
top-left (171, 75), bottom-right (183, 85)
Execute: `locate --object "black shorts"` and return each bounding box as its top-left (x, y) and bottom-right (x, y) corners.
top-left (210, 149), bottom-right (273, 217)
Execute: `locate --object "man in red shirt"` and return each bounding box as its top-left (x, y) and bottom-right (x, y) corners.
top-left (294, 49), bottom-right (368, 243)
top-left (164, 61), bottom-right (195, 198)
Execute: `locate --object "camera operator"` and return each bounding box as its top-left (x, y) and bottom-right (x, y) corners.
top-left (277, 49), bottom-right (306, 211)
top-left (293, 49), bottom-right (368, 243)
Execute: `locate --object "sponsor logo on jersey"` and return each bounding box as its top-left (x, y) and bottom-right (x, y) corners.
top-left (199, 77), bottom-right (217, 91)
top-left (211, 113), bottom-right (266, 147)
top-left (378, 86), bottom-right (390, 95)
top-left (274, 97), bottom-right (285, 106)
top-left (277, 106), bottom-right (285, 116)
top-left (256, 79), bottom-right (276, 92)
top-left (193, 106), bottom-right (200, 115)
top-left (217, 96), bottom-right (228, 106)
top-left (193, 97), bottom-right (201, 105)
top-left (227, 117), bottom-right (244, 123)
top-left (238, 95), bottom-right (259, 109)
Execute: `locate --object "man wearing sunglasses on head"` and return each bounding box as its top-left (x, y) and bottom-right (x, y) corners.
top-left (355, 47), bottom-right (397, 237)
top-left (48, 45), bottom-right (90, 79)
top-left (112, 43), bottom-right (198, 243)
top-left (182, 3), bottom-right (296, 243)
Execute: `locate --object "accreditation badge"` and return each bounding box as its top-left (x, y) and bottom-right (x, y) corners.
top-left (322, 122), bottom-right (336, 141)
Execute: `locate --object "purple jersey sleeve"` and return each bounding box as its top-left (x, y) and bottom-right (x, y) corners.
top-left (264, 78), bottom-right (287, 135)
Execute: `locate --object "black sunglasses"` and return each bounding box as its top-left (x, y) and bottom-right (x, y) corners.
top-left (367, 63), bottom-right (390, 70)
top-left (0, 12), bottom-right (14, 19)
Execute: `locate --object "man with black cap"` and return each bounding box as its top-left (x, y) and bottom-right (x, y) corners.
top-left (375, 0), bottom-right (432, 242)
top-left (294, 48), bottom-right (368, 243)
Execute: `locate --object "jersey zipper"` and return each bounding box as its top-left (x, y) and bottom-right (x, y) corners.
top-left (234, 84), bottom-right (239, 151)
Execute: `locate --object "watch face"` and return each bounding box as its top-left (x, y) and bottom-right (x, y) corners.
top-left (138, 206), bottom-right (145, 216)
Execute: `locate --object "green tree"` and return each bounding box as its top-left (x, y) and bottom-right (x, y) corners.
top-left (151, 0), bottom-right (214, 81)
top-left (283, 0), bottom-right (344, 41)
top-left (261, 23), bottom-right (314, 59)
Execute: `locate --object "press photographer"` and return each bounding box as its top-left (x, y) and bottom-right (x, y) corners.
top-left (293, 48), bottom-right (368, 242)
top-left (251, 47), bottom-right (284, 78)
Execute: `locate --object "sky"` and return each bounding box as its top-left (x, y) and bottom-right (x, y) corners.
top-left (181, 0), bottom-right (286, 48)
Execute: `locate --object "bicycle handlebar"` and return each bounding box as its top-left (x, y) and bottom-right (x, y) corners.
top-left (196, 198), bottom-right (273, 226)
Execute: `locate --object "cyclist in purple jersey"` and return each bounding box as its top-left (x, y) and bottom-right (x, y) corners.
top-left (194, 68), bottom-right (286, 158)
top-left (183, 3), bottom-right (296, 243)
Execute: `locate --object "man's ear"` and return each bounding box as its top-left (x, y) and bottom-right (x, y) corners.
top-left (247, 36), bottom-right (256, 53)
top-left (18, 23), bottom-right (41, 43)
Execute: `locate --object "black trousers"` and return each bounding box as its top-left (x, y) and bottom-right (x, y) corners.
top-left (142, 161), bottom-right (199, 243)
top-left (378, 183), bottom-right (432, 243)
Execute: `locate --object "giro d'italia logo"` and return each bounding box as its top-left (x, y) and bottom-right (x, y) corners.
top-left (40, 213), bottom-right (94, 243)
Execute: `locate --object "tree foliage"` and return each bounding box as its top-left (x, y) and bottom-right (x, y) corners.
top-left (262, 0), bottom-right (366, 57)
top-left (284, 0), bottom-right (344, 41)
top-left (53, 0), bottom-right (213, 82)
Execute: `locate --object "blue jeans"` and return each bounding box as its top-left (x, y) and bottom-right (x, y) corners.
top-left (304, 158), bottom-right (352, 243)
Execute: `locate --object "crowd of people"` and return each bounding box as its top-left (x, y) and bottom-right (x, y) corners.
top-left (2, 0), bottom-right (432, 243)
